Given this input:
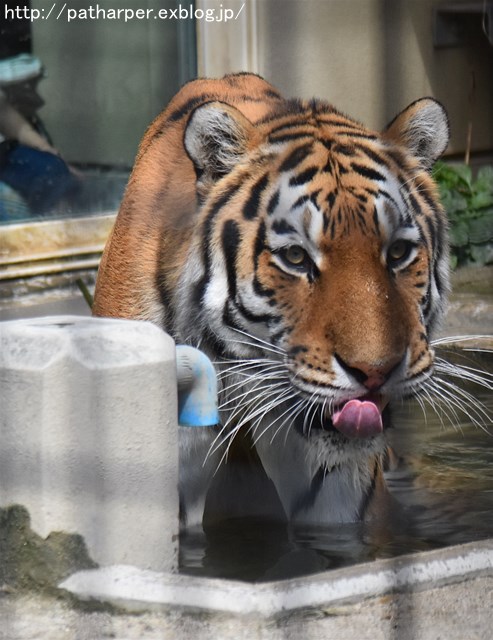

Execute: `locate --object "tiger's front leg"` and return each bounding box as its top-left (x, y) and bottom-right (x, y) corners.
top-left (178, 426), bottom-right (223, 527)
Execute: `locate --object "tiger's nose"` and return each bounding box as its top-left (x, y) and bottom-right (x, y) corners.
top-left (334, 354), bottom-right (403, 391)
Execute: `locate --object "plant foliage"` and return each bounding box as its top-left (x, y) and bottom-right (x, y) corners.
top-left (433, 162), bottom-right (493, 268)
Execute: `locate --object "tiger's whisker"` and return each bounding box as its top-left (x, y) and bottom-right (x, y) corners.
top-left (432, 377), bottom-right (492, 427)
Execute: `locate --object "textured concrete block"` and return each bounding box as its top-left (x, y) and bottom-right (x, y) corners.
top-left (0, 316), bottom-right (178, 572)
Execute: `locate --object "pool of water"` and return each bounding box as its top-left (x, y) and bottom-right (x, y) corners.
top-left (179, 350), bottom-right (493, 582)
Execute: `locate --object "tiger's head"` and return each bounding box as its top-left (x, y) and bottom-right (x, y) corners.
top-left (179, 96), bottom-right (450, 453)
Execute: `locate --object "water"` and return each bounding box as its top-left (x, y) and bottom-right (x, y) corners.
top-left (179, 350), bottom-right (493, 582)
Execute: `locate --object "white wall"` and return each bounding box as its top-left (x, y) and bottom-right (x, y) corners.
top-left (197, 0), bottom-right (493, 156)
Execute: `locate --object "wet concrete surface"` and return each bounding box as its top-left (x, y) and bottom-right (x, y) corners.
top-left (0, 295), bottom-right (91, 321)
top-left (1, 574), bottom-right (492, 640)
top-left (441, 266), bottom-right (493, 340)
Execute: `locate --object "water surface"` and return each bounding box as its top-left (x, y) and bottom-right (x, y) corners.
top-left (180, 350), bottom-right (493, 582)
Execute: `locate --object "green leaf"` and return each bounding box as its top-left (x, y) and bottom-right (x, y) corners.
top-left (476, 166), bottom-right (493, 192)
top-left (448, 220), bottom-right (470, 246)
top-left (433, 161), bottom-right (462, 189)
top-left (452, 164), bottom-right (473, 192)
top-left (467, 211), bottom-right (493, 243)
top-left (469, 191), bottom-right (493, 211)
top-left (441, 189), bottom-right (468, 216)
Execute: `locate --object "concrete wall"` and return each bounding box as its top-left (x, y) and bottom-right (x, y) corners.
top-left (198, 0), bottom-right (493, 157)
top-left (256, 0), bottom-right (493, 155)
top-left (0, 316), bottom-right (179, 572)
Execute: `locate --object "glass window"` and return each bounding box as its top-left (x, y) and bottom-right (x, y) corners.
top-left (0, 0), bottom-right (195, 235)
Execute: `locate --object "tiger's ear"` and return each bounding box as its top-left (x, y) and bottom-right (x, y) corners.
top-left (184, 101), bottom-right (254, 190)
top-left (383, 98), bottom-right (449, 170)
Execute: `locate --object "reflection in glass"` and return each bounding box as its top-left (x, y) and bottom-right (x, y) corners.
top-left (0, 0), bottom-right (196, 224)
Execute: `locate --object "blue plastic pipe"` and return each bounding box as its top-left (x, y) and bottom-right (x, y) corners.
top-left (176, 345), bottom-right (220, 427)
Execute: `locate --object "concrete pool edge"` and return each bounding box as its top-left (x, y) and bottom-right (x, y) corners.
top-left (60, 537), bottom-right (493, 616)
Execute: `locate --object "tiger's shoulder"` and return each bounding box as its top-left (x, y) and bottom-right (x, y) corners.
top-left (92, 73), bottom-right (283, 321)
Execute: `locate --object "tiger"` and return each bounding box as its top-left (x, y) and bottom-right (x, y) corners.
top-left (92, 72), bottom-right (451, 527)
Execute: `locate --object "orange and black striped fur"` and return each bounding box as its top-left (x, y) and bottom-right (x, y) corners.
top-left (93, 73), bottom-right (450, 526)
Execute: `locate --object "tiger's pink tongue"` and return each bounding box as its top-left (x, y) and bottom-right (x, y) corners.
top-left (332, 398), bottom-right (383, 439)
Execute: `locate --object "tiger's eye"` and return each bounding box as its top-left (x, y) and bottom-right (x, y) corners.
top-left (284, 245), bottom-right (306, 266)
top-left (388, 240), bottom-right (411, 264)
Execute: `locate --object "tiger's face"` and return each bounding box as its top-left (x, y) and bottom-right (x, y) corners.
top-left (180, 99), bottom-right (449, 455)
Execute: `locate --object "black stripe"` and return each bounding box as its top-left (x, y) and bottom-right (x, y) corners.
top-left (169, 93), bottom-right (210, 123)
top-left (310, 189), bottom-right (321, 206)
top-left (355, 209), bottom-right (367, 230)
top-left (419, 184), bottom-right (442, 215)
top-left (279, 143), bottom-right (314, 172)
top-left (338, 162), bottom-right (349, 176)
top-left (253, 221), bottom-right (276, 299)
top-left (323, 212), bottom-right (330, 234)
top-left (267, 189), bottom-right (280, 215)
top-left (421, 214), bottom-right (436, 250)
top-left (433, 261), bottom-right (444, 296)
top-left (288, 345), bottom-right (309, 356)
top-left (224, 299), bottom-right (276, 327)
top-left (327, 191), bottom-right (337, 208)
top-left (333, 143), bottom-right (356, 156)
top-left (268, 120), bottom-right (305, 136)
top-left (254, 219), bottom-right (267, 266)
top-left (386, 148), bottom-right (407, 166)
top-left (155, 265), bottom-right (173, 330)
top-left (319, 139), bottom-right (333, 152)
top-left (353, 192), bottom-right (368, 203)
top-left (292, 194), bottom-right (310, 210)
top-left (252, 275), bottom-right (276, 301)
top-left (372, 206), bottom-right (380, 234)
top-left (329, 130), bottom-right (378, 141)
top-left (269, 132), bottom-right (313, 144)
top-left (323, 156), bottom-right (334, 174)
top-left (354, 143), bottom-right (389, 167)
top-left (317, 117), bottom-right (366, 130)
top-left (289, 166), bottom-right (319, 186)
top-left (272, 219), bottom-right (296, 235)
top-left (270, 326), bottom-right (288, 345)
top-left (243, 174), bottom-right (269, 220)
top-left (378, 189), bottom-right (401, 214)
top-left (222, 220), bottom-right (241, 300)
top-left (351, 162), bottom-right (386, 182)
top-left (407, 191), bottom-right (421, 216)
top-left (193, 182), bottom-right (241, 305)
top-left (329, 217), bottom-right (337, 240)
